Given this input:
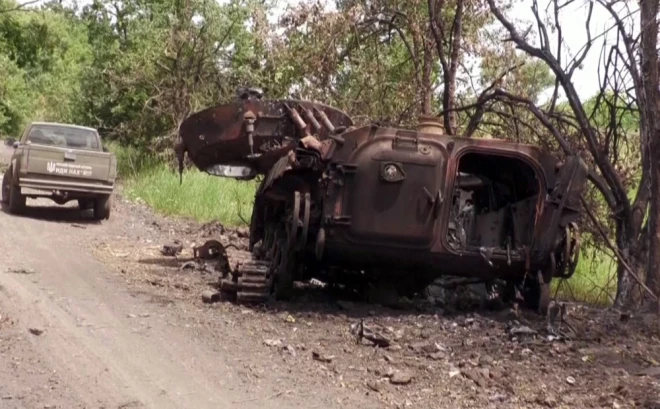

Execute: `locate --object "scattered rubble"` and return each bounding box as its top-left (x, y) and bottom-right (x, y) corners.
top-left (312, 351), bottom-right (334, 363)
top-left (160, 240), bottom-right (183, 256)
top-left (264, 339), bottom-right (284, 348)
top-left (180, 261), bottom-right (199, 270)
top-left (508, 324), bottom-right (538, 338)
top-left (478, 354), bottom-right (494, 367)
top-left (199, 221), bottom-right (225, 237)
top-left (201, 290), bottom-right (221, 304)
top-left (389, 370), bottom-right (413, 385)
top-left (28, 327), bottom-right (44, 336)
top-left (350, 320), bottom-right (392, 347)
top-left (637, 366), bottom-right (660, 378)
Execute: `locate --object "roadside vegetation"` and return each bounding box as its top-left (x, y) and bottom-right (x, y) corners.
top-left (106, 142), bottom-right (256, 226)
top-left (2, 0), bottom-right (658, 309)
top-left (125, 166), bottom-right (256, 226)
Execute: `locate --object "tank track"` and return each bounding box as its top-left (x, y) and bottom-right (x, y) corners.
top-left (219, 248), bottom-right (272, 303)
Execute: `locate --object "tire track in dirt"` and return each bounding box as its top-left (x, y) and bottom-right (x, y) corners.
top-left (0, 162), bottom-right (344, 409)
top-left (0, 194), bottom-right (276, 409)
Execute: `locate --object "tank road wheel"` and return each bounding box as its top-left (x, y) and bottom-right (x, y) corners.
top-left (299, 192), bottom-right (311, 250)
top-left (262, 223), bottom-right (277, 259)
top-left (8, 178), bottom-right (26, 214)
top-left (288, 191), bottom-right (301, 249)
top-left (269, 236), bottom-right (295, 300)
top-left (1, 170), bottom-right (10, 204)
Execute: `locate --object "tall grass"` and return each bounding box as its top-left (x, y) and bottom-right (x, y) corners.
top-left (124, 165), bottom-right (257, 226)
top-left (105, 141), bottom-right (160, 179)
top-left (552, 246), bottom-right (617, 306)
top-left (105, 141), bottom-right (257, 226)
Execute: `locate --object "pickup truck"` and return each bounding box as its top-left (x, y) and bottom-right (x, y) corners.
top-left (1, 122), bottom-right (117, 220)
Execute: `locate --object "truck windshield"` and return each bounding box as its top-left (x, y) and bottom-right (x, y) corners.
top-left (27, 125), bottom-right (99, 150)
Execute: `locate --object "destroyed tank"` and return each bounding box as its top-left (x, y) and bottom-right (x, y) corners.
top-left (175, 89), bottom-right (588, 314)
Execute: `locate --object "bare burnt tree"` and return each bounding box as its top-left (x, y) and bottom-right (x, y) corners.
top-left (481, 0), bottom-right (660, 308)
top-left (637, 0), bottom-right (660, 310)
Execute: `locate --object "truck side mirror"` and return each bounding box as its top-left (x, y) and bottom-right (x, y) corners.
top-left (13, 141), bottom-right (19, 149)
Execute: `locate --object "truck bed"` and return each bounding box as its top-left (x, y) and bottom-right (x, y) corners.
top-left (18, 144), bottom-right (116, 194)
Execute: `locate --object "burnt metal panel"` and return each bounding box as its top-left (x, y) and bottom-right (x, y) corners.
top-left (531, 155), bottom-right (588, 260)
top-left (178, 99), bottom-right (353, 175)
top-left (334, 132), bottom-right (448, 248)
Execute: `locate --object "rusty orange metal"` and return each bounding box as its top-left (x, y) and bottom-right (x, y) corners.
top-left (177, 92), bottom-right (587, 313)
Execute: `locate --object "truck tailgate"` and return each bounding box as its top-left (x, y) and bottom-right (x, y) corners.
top-left (24, 144), bottom-right (113, 182)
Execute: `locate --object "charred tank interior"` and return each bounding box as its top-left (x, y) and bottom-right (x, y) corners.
top-left (447, 152), bottom-right (540, 255)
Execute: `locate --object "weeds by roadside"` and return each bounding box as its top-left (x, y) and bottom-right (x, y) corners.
top-left (124, 166), bottom-right (257, 226)
top-left (106, 141), bottom-right (161, 179)
top-left (552, 248), bottom-right (616, 307)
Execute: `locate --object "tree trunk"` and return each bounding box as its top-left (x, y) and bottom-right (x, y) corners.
top-left (421, 45), bottom-right (433, 115)
top-left (640, 0), bottom-right (660, 310)
top-left (614, 220), bottom-right (648, 309)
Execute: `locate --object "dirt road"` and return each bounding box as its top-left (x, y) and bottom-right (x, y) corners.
top-left (1, 144), bottom-right (659, 409)
top-left (0, 146), bottom-right (374, 409)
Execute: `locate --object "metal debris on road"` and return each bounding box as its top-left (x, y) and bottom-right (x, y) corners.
top-left (350, 320), bottom-right (392, 347)
top-left (161, 240), bottom-right (183, 256)
top-left (312, 351), bottom-right (334, 363)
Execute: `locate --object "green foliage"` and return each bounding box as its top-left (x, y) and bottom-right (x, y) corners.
top-left (77, 0), bottom-right (267, 152)
top-left (553, 244), bottom-right (617, 307)
top-left (124, 166), bottom-right (257, 226)
top-left (0, 0), bottom-right (92, 135)
top-left (0, 52), bottom-right (31, 135)
top-left (104, 140), bottom-right (160, 179)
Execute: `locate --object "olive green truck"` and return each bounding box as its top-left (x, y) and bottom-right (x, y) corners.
top-left (2, 122), bottom-right (117, 220)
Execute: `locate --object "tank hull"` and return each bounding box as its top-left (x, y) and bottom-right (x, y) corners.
top-left (177, 96), bottom-right (588, 313)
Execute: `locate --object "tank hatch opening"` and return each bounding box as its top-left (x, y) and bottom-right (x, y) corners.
top-left (447, 152), bottom-right (540, 255)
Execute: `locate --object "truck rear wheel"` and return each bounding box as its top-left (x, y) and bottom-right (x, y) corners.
top-left (78, 199), bottom-right (93, 210)
top-left (93, 195), bottom-right (111, 220)
top-left (8, 179), bottom-right (26, 214)
top-left (1, 171), bottom-right (9, 204)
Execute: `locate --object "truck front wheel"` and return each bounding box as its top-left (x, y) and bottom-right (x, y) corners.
top-left (8, 179), bottom-right (26, 214)
top-left (93, 195), bottom-right (111, 220)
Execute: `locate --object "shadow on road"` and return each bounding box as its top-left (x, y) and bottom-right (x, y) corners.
top-left (138, 257), bottom-right (196, 268)
top-left (0, 201), bottom-right (102, 225)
